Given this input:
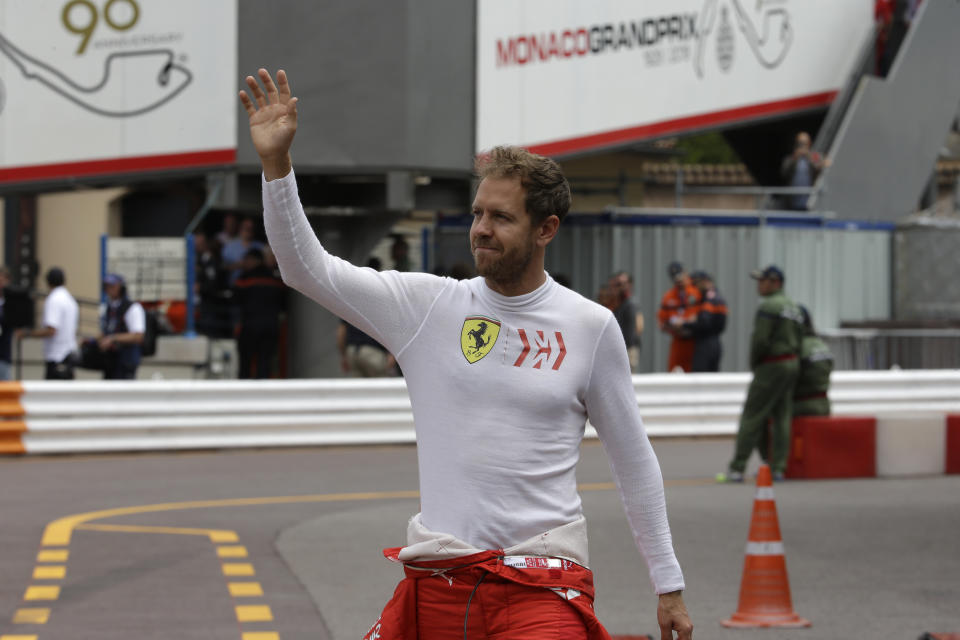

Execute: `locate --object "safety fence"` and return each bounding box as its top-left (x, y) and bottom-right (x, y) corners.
top-left (1, 370), bottom-right (959, 455)
top-left (821, 329), bottom-right (960, 370)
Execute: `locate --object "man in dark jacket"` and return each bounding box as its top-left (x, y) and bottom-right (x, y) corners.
top-left (610, 270), bottom-right (643, 372)
top-left (194, 232), bottom-right (231, 338)
top-left (99, 273), bottom-right (146, 380)
top-left (233, 247), bottom-right (286, 378)
top-left (683, 271), bottom-right (728, 372)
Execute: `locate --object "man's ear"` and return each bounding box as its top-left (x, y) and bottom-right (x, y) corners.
top-left (536, 215), bottom-right (560, 248)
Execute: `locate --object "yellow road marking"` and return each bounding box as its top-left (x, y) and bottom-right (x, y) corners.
top-left (578, 482), bottom-right (617, 491)
top-left (75, 523), bottom-right (239, 542)
top-left (36, 550), bottom-right (68, 563)
top-left (23, 586), bottom-right (59, 601)
top-left (235, 605), bottom-right (273, 622)
top-left (21, 478), bottom-right (714, 639)
top-left (32, 566), bottom-right (65, 580)
top-left (228, 582), bottom-right (264, 597)
top-left (579, 478), bottom-right (715, 491)
top-left (12, 608), bottom-right (50, 624)
top-left (222, 563), bottom-right (255, 577)
top-left (40, 479), bottom-right (714, 548)
top-left (42, 490), bottom-right (421, 547)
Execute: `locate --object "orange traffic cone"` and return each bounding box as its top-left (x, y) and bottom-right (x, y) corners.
top-left (722, 463), bottom-right (810, 628)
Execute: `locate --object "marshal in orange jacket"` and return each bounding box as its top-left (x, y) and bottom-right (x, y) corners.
top-left (658, 280), bottom-right (701, 372)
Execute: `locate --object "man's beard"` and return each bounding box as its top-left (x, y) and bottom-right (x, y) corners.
top-left (473, 240), bottom-right (535, 288)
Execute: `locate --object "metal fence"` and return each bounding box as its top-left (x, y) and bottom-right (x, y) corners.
top-left (822, 329), bottom-right (960, 370)
top-left (436, 211), bottom-right (893, 373)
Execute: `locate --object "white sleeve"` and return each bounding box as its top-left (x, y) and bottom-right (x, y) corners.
top-left (262, 170), bottom-right (448, 355)
top-left (584, 315), bottom-right (685, 595)
top-left (42, 296), bottom-right (60, 330)
top-left (125, 303), bottom-right (146, 333)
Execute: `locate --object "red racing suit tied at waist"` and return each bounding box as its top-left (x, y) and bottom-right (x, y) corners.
top-left (363, 548), bottom-right (613, 640)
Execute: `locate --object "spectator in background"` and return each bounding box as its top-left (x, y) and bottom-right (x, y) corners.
top-left (16, 267), bottom-right (79, 380)
top-left (0, 267), bottom-right (31, 379)
top-left (658, 261), bottom-right (700, 372)
top-left (233, 247), bottom-right (286, 378)
top-left (780, 132), bottom-right (828, 210)
top-left (792, 306), bottom-right (834, 417)
top-left (0, 267), bottom-right (15, 380)
top-left (597, 283), bottom-right (617, 311)
top-left (390, 235), bottom-right (411, 272)
top-left (194, 232), bottom-right (231, 337)
top-left (99, 273), bottom-right (146, 380)
top-left (610, 270), bottom-right (643, 372)
top-left (222, 218), bottom-right (265, 284)
top-left (879, 0), bottom-right (914, 75)
top-left (216, 212), bottom-right (240, 248)
top-left (719, 265), bottom-right (803, 483)
top-left (336, 258), bottom-right (396, 377)
top-left (875, 0), bottom-right (895, 74)
top-left (337, 322), bottom-right (396, 377)
top-left (448, 262), bottom-right (475, 281)
top-left (552, 273), bottom-right (571, 288)
top-left (682, 271), bottom-right (728, 372)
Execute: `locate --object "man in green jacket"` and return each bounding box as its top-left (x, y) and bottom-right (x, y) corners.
top-left (720, 265), bottom-right (803, 482)
top-left (792, 306), bottom-right (834, 416)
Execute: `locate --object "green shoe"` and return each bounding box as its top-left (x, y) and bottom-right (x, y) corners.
top-left (715, 470), bottom-right (744, 483)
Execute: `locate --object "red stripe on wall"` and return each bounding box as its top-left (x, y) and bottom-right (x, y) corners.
top-left (0, 148), bottom-right (237, 185)
top-left (526, 91), bottom-right (837, 157)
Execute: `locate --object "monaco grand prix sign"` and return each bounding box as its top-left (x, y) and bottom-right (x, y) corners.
top-left (476, 0), bottom-right (873, 155)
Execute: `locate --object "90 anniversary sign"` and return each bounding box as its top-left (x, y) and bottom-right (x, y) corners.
top-left (0, 0), bottom-right (237, 185)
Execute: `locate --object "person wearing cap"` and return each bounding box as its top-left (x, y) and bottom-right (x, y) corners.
top-left (98, 273), bottom-right (147, 380)
top-left (791, 306), bottom-right (833, 417)
top-left (681, 271), bottom-right (728, 372)
top-left (232, 246), bottom-right (286, 378)
top-left (15, 267), bottom-right (79, 380)
top-left (657, 261), bottom-right (701, 372)
top-left (720, 265), bottom-right (803, 482)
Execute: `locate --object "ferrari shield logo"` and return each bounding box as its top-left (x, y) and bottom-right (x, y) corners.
top-left (460, 316), bottom-right (501, 364)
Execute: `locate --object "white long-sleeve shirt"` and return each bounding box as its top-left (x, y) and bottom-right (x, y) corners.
top-left (263, 171), bottom-right (684, 594)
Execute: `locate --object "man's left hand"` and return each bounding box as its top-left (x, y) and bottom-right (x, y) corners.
top-left (657, 591), bottom-right (693, 639)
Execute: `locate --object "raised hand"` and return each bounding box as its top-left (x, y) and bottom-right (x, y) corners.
top-left (239, 68), bottom-right (298, 180)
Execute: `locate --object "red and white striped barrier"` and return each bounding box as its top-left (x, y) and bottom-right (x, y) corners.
top-left (788, 414), bottom-right (960, 479)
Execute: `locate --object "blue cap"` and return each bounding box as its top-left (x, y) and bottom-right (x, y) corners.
top-left (103, 273), bottom-right (125, 286)
top-left (667, 261), bottom-right (684, 279)
top-left (750, 265), bottom-right (784, 281)
top-left (690, 270), bottom-right (711, 282)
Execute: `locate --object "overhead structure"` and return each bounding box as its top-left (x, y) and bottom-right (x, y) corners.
top-left (815, 0), bottom-right (960, 221)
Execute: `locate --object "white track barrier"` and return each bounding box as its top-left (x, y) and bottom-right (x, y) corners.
top-left (3, 370), bottom-right (959, 455)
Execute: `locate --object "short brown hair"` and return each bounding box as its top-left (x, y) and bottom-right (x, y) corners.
top-left (475, 146), bottom-right (571, 225)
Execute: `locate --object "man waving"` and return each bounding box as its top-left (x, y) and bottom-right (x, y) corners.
top-left (240, 69), bottom-right (693, 639)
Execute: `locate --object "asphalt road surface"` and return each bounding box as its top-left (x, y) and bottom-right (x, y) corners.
top-left (1, 437), bottom-right (958, 640)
